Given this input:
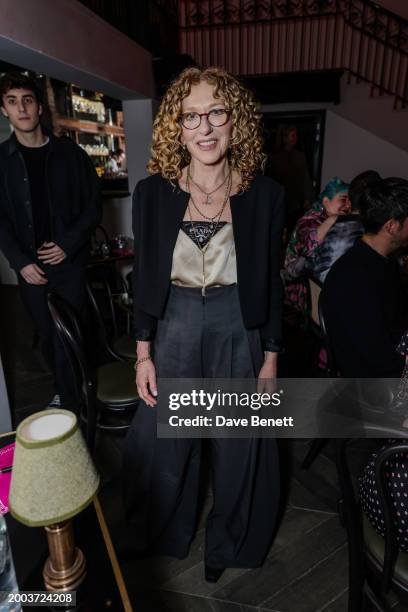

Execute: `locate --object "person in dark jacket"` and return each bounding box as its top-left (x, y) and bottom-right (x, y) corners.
top-left (307, 171), bottom-right (381, 283)
top-left (0, 72), bottom-right (101, 409)
top-left (322, 177), bottom-right (408, 378)
top-left (322, 178), bottom-right (408, 561)
top-left (123, 67), bottom-right (284, 582)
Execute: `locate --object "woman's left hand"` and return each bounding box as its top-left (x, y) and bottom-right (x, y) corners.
top-left (257, 352), bottom-right (278, 394)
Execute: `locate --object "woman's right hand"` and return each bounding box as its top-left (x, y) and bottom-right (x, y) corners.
top-left (136, 359), bottom-right (158, 407)
top-left (316, 214), bottom-right (338, 242)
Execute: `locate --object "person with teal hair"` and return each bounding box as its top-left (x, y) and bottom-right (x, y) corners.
top-left (283, 177), bottom-right (350, 315)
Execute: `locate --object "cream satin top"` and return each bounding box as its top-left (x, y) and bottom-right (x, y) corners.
top-left (171, 222), bottom-right (237, 288)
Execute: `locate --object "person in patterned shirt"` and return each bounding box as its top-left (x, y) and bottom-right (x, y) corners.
top-left (282, 177), bottom-right (349, 317)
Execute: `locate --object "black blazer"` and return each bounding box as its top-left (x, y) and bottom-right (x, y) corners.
top-left (0, 133), bottom-right (101, 271)
top-left (132, 173), bottom-right (285, 351)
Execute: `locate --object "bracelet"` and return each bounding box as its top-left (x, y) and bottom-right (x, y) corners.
top-left (134, 356), bottom-right (151, 371)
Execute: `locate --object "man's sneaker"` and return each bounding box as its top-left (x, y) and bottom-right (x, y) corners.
top-left (47, 394), bottom-right (62, 408)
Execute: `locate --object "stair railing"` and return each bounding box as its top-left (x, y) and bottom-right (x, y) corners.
top-left (178, 0), bottom-right (408, 108)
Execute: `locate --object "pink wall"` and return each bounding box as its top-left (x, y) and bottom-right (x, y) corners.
top-left (0, 0), bottom-right (154, 99)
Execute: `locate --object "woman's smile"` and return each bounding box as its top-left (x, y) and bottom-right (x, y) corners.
top-left (195, 138), bottom-right (218, 151)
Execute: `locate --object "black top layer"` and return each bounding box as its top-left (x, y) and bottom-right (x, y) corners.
top-left (131, 173), bottom-right (285, 352)
top-left (181, 221), bottom-right (227, 249)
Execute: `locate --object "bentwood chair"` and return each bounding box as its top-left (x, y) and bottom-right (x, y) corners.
top-left (87, 263), bottom-right (132, 333)
top-left (306, 276), bottom-right (322, 337)
top-left (86, 281), bottom-right (135, 361)
top-left (335, 430), bottom-right (408, 611)
top-left (47, 293), bottom-right (138, 452)
top-left (302, 290), bottom-right (339, 469)
top-left (317, 290), bottom-right (339, 377)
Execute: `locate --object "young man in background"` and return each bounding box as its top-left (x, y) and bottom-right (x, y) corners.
top-left (0, 72), bottom-right (101, 408)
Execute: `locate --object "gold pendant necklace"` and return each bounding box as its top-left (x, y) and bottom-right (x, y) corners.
top-left (186, 171), bottom-right (232, 297)
top-left (187, 165), bottom-right (229, 205)
top-left (186, 170), bottom-right (231, 221)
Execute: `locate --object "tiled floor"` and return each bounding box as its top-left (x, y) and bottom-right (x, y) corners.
top-left (97, 436), bottom-right (406, 612)
top-left (7, 372), bottom-right (395, 611)
top-left (3, 286), bottom-right (405, 612)
top-left (97, 437), bottom-right (350, 612)
top-left (8, 350), bottom-right (353, 611)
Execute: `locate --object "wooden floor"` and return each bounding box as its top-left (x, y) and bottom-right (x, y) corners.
top-left (97, 435), bottom-right (350, 612)
top-left (4, 285), bottom-right (405, 612)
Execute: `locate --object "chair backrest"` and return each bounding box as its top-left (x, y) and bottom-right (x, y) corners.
top-left (336, 434), bottom-right (408, 607)
top-left (318, 290), bottom-right (339, 377)
top-left (86, 281), bottom-right (110, 345)
top-left (374, 441), bottom-right (408, 593)
top-left (86, 266), bottom-right (129, 335)
top-left (91, 224), bottom-right (109, 253)
top-left (85, 281), bottom-right (122, 361)
top-left (307, 277), bottom-right (322, 328)
top-left (47, 293), bottom-right (95, 435)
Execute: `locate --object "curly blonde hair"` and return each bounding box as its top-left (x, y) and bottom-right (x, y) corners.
top-left (147, 66), bottom-right (266, 191)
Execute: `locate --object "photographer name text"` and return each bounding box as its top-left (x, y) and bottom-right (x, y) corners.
top-left (168, 415), bottom-right (294, 427)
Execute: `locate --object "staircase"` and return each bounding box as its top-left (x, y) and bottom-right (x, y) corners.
top-left (178, 0), bottom-right (408, 109)
top-left (334, 71), bottom-right (408, 153)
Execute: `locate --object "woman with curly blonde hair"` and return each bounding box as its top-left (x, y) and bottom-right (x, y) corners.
top-left (124, 66), bottom-right (284, 581)
top-left (147, 66), bottom-right (266, 190)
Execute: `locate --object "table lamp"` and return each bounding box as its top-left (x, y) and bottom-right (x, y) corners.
top-left (8, 409), bottom-right (100, 592)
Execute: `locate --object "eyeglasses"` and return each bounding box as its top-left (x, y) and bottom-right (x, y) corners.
top-left (180, 108), bottom-right (230, 130)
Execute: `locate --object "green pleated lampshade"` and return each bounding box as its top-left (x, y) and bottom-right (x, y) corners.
top-left (9, 409), bottom-right (100, 527)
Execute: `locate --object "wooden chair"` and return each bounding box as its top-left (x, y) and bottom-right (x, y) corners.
top-left (307, 276), bottom-right (322, 332)
top-left (47, 293), bottom-right (138, 452)
top-left (86, 281), bottom-right (135, 361)
top-left (302, 288), bottom-right (338, 469)
top-left (335, 431), bottom-right (408, 611)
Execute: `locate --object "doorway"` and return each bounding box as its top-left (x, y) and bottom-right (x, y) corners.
top-left (262, 110), bottom-right (326, 197)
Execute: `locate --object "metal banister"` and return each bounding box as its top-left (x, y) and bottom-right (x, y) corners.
top-left (179, 0), bottom-right (408, 107)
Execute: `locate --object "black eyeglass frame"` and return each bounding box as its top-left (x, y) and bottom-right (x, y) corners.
top-left (179, 109), bottom-right (231, 130)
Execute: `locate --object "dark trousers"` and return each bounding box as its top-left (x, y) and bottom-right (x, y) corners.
top-left (123, 284), bottom-right (280, 568)
top-left (18, 261), bottom-right (86, 409)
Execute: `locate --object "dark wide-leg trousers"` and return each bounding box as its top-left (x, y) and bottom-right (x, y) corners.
top-left (123, 284), bottom-right (280, 568)
top-left (18, 261), bottom-right (86, 409)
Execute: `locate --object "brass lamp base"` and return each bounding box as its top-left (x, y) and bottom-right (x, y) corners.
top-left (43, 520), bottom-right (87, 591)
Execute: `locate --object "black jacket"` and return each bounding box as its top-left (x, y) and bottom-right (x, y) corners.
top-left (132, 173), bottom-right (285, 351)
top-left (0, 133), bottom-right (101, 272)
top-left (322, 239), bottom-right (407, 377)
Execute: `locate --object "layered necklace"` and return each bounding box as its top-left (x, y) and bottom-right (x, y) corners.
top-left (187, 165), bottom-right (229, 205)
top-left (185, 166), bottom-right (232, 297)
